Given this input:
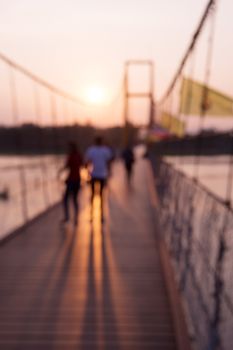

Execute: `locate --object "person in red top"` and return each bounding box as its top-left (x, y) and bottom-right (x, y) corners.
top-left (61, 142), bottom-right (83, 225)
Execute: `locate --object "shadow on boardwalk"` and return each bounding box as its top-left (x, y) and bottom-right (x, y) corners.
top-left (0, 158), bottom-right (177, 350)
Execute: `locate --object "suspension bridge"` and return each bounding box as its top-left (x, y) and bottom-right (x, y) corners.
top-left (0, 0), bottom-right (233, 349)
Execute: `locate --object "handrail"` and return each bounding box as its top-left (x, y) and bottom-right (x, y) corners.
top-left (153, 159), bottom-right (233, 350)
top-left (0, 158), bottom-right (63, 240)
top-left (0, 159), bottom-right (60, 172)
top-left (166, 161), bottom-right (233, 212)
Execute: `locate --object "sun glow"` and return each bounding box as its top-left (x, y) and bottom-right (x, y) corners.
top-left (85, 85), bottom-right (106, 105)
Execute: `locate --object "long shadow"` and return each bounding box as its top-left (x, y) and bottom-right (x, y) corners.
top-left (28, 225), bottom-right (75, 309)
top-left (80, 221), bottom-right (120, 350)
top-left (38, 229), bottom-right (77, 334)
top-left (0, 229), bottom-right (70, 347)
top-left (100, 224), bottom-right (120, 350)
top-left (23, 226), bottom-right (79, 344)
top-left (79, 226), bottom-right (98, 350)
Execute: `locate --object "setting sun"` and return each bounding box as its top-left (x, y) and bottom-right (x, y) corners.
top-left (85, 85), bottom-right (106, 105)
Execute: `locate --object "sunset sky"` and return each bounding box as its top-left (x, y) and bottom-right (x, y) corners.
top-left (0, 0), bottom-right (232, 127)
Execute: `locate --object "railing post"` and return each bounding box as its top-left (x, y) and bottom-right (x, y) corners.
top-left (41, 163), bottom-right (50, 208)
top-left (19, 165), bottom-right (28, 223)
top-left (179, 191), bottom-right (195, 292)
top-left (208, 233), bottom-right (226, 350)
top-left (225, 131), bottom-right (233, 207)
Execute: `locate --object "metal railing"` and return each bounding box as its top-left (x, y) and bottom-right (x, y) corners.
top-left (0, 157), bottom-right (63, 240)
top-left (154, 160), bottom-right (233, 350)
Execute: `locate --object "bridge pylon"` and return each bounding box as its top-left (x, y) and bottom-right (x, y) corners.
top-left (123, 60), bottom-right (155, 145)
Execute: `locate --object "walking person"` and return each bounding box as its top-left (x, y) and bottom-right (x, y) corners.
top-left (60, 142), bottom-right (83, 225)
top-left (85, 136), bottom-right (113, 221)
top-left (122, 145), bottom-right (135, 183)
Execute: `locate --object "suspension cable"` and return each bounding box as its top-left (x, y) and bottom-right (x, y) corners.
top-left (33, 82), bottom-right (50, 206)
top-left (159, 0), bottom-right (215, 105)
top-left (178, 48), bottom-right (196, 167)
top-left (0, 51), bottom-right (85, 106)
top-left (193, 2), bottom-right (217, 180)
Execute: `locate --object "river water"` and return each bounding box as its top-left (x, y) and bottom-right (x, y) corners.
top-left (0, 155), bottom-right (64, 240)
top-left (166, 155), bottom-right (233, 203)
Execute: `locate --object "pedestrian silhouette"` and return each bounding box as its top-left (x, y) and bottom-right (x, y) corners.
top-left (85, 136), bottom-right (113, 221)
top-left (60, 142), bottom-right (83, 225)
top-left (122, 145), bottom-right (135, 182)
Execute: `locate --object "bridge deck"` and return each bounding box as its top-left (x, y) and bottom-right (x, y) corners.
top-left (0, 159), bottom-right (177, 350)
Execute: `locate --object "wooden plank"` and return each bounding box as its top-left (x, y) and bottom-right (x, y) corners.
top-left (0, 158), bottom-right (178, 350)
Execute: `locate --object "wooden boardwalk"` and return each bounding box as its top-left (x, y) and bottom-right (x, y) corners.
top-left (0, 159), bottom-right (178, 350)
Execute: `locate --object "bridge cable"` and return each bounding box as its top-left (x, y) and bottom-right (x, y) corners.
top-left (193, 1), bottom-right (217, 181)
top-left (160, 0), bottom-right (216, 104)
top-left (33, 81), bottom-right (50, 207)
top-left (8, 65), bottom-right (29, 222)
top-left (0, 51), bottom-right (86, 107)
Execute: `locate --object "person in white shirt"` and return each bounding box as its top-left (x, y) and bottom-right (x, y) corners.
top-left (85, 136), bottom-right (113, 220)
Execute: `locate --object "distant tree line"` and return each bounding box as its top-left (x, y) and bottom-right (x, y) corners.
top-left (149, 132), bottom-right (233, 156)
top-left (0, 123), bottom-right (138, 155)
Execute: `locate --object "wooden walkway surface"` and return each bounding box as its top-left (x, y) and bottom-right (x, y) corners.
top-left (0, 159), bottom-right (178, 350)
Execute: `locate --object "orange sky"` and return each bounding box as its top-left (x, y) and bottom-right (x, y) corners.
top-left (0, 0), bottom-right (232, 128)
